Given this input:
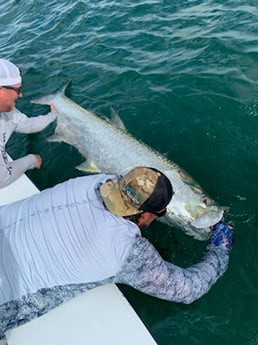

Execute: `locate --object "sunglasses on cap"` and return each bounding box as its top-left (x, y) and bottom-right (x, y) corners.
top-left (1, 85), bottom-right (22, 95)
top-left (152, 208), bottom-right (167, 217)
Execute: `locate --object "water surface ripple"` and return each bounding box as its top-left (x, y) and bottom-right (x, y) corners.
top-left (0, 1), bottom-right (258, 344)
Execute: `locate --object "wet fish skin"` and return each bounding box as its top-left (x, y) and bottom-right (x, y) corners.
top-left (32, 86), bottom-right (224, 240)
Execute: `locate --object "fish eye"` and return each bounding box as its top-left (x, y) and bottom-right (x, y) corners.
top-left (203, 197), bottom-right (209, 205)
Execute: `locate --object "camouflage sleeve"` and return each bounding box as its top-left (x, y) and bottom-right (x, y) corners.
top-left (0, 279), bottom-right (112, 339)
top-left (114, 236), bottom-right (230, 304)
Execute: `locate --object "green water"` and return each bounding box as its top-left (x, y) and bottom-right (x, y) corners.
top-left (1, 1), bottom-right (258, 344)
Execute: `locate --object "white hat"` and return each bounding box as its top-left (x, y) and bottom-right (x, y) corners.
top-left (0, 58), bottom-right (22, 86)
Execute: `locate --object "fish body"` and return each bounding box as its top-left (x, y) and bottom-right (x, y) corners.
top-left (32, 86), bottom-right (224, 240)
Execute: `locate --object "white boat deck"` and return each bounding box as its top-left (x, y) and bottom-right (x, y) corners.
top-left (0, 168), bottom-right (157, 345)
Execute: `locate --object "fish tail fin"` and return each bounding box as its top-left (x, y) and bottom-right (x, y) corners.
top-left (31, 80), bottom-right (71, 105)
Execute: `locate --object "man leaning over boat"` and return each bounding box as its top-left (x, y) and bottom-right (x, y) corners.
top-left (0, 166), bottom-right (233, 338)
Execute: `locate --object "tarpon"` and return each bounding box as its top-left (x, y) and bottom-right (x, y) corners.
top-left (32, 85), bottom-right (224, 240)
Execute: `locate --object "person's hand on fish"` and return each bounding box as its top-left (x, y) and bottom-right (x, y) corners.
top-left (50, 103), bottom-right (57, 112)
top-left (33, 154), bottom-right (42, 169)
top-left (208, 221), bottom-right (233, 253)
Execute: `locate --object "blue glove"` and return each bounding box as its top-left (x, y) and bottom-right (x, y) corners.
top-left (208, 221), bottom-right (233, 252)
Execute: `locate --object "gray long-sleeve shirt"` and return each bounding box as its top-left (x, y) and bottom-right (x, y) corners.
top-left (0, 174), bottom-right (230, 338)
top-left (0, 108), bottom-right (57, 188)
top-left (0, 232), bottom-right (229, 340)
top-left (0, 234), bottom-right (229, 339)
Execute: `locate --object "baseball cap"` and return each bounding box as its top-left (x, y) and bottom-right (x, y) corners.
top-left (0, 58), bottom-right (22, 86)
top-left (100, 166), bottom-right (173, 217)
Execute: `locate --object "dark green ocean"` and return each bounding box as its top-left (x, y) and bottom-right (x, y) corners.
top-left (1, 1), bottom-right (257, 344)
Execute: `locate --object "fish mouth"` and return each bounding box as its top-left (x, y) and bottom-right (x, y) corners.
top-left (191, 208), bottom-right (224, 229)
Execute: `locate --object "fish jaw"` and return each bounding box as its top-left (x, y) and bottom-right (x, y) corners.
top-left (163, 200), bottom-right (224, 240)
top-left (159, 172), bottom-right (224, 240)
top-left (191, 207), bottom-right (224, 229)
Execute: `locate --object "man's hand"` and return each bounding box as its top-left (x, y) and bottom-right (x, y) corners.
top-left (50, 103), bottom-right (57, 112)
top-left (33, 154), bottom-right (42, 169)
top-left (208, 221), bottom-right (233, 252)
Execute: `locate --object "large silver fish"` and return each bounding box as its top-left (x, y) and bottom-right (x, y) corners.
top-left (32, 85), bottom-right (224, 240)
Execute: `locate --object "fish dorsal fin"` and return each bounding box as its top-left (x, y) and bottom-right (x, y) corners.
top-left (76, 160), bottom-right (101, 173)
top-left (109, 107), bottom-right (126, 130)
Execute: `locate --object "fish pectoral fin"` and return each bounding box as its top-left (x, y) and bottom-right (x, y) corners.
top-left (47, 134), bottom-right (65, 143)
top-left (76, 160), bottom-right (101, 173)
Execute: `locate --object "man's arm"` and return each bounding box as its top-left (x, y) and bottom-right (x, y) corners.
top-left (0, 153), bottom-right (40, 188)
top-left (114, 222), bottom-right (233, 304)
top-left (13, 109), bottom-right (57, 134)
